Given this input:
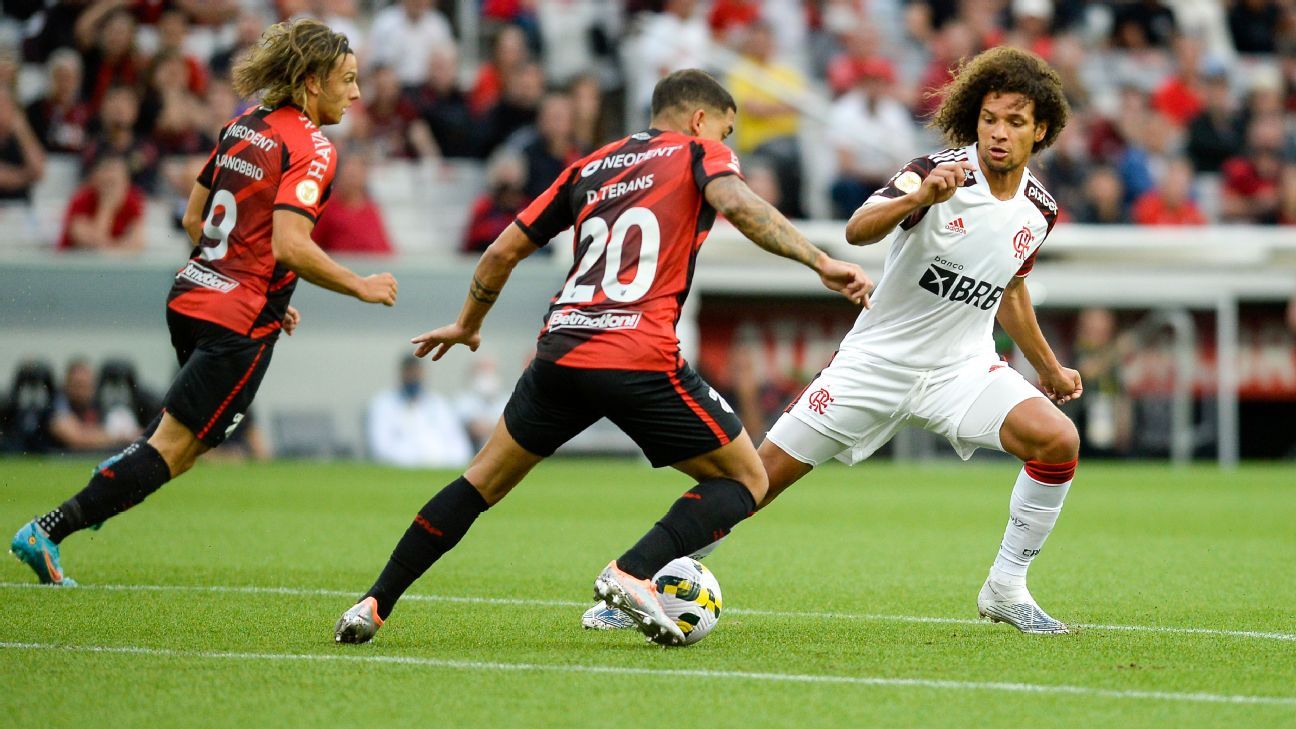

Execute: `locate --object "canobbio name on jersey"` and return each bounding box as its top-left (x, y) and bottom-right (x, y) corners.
top-left (548, 308), bottom-right (642, 331)
top-left (580, 145), bottom-right (682, 177)
top-left (918, 264), bottom-right (1003, 310)
top-left (587, 174), bottom-right (654, 204)
top-left (214, 153), bottom-right (264, 180)
top-left (178, 261), bottom-right (239, 293)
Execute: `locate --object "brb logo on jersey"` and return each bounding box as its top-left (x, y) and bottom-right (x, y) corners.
top-left (918, 264), bottom-right (1004, 311)
top-left (1012, 226), bottom-right (1034, 260)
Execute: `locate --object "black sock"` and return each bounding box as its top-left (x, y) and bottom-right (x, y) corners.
top-left (363, 476), bottom-right (489, 620)
top-left (45, 442), bottom-right (172, 543)
top-left (36, 508), bottom-right (70, 542)
top-left (616, 478), bottom-right (757, 580)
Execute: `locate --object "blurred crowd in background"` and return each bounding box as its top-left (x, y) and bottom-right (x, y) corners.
top-left (2, 1), bottom-right (1295, 462)
top-left (0, 0), bottom-right (1294, 257)
top-left (0, 351), bottom-right (510, 465)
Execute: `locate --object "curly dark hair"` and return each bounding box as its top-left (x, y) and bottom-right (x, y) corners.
top-left (928, 46), bottom-right (1069, 153)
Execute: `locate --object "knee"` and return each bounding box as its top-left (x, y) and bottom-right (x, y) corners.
top-left (146, 438), bottom-right (194, 478)
top-left (1032, 417), bottom-right (1080, 464)
top-left (726, 454), bottom-right (768, 507)
top-left (741, 468), bottom-right (769, 507)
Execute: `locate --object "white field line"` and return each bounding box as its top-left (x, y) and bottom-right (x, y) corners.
top-left (2, 580), bottom-right (1293, 643)
top-left (0, 640), bottom-right (1292, 707)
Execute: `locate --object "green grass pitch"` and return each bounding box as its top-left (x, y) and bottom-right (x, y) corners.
top-left (2, 458), bottom-right (1293, 727)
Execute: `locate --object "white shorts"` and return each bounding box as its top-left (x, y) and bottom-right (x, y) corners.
top-left (768, 350), bottom-right (1045, 466)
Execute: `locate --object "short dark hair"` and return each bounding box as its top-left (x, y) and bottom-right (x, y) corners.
top-left (650, 69), bottom-right (736, 118)
top-left (928, 46), bottom-right (1069, 153)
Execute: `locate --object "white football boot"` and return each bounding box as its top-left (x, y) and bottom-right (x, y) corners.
top-left (334, 596), bottom-right (384, 644)
top-left (581, 602), bottom-right (638, 630)
top-left (593, 561), bottom-right (685, 646)
top-left (977, 577), bottom-right (1069, 634)
top-left (582, 539), bottom-right (726, 632)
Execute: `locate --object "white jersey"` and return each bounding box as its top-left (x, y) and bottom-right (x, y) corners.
top-left (839, 144), bottom-right (1059, 368)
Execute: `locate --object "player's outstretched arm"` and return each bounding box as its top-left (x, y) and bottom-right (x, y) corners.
top-left (704, 175), bottom-right (873, 306)
top-left (270, 210), bottom-right (397, 305)
top-left (996, 277), bottom-right (1083, 405)
top-left (845, 160), bottom-right (975, 246)
top-left (411, 222), bottom-right (540, 360)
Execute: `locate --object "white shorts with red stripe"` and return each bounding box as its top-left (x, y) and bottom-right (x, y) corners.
top-left (768, 350), bottom-right (1045, 466)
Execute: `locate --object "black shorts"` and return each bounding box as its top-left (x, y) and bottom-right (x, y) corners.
top-left (162, 310), bottom-right (274, 447)
top-left (503, 359), bottom-right (743, 468)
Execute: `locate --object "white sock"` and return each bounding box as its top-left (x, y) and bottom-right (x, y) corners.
top-left (989, 466), bottom-right (1072, 587)
top-left (688, 534), bottom-right (727, 560)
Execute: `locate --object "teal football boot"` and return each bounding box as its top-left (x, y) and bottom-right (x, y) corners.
top-left (10, 520), bottom-right (77, 586)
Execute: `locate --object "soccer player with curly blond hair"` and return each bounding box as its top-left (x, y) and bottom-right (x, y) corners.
top-left (11, 20), bottom-right (397, 588)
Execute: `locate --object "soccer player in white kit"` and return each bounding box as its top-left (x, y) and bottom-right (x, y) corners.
top-left (582, 47), bottom-right (1080, 635)
top-left (760, 46), bottom-right (1081, 633)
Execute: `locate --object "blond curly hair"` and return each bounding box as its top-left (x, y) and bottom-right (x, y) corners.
top-left (232, 19), bottom-right (351, 110)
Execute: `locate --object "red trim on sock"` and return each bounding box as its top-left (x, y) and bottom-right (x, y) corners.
top-left (1025, 459), bottom-right (1077, 485)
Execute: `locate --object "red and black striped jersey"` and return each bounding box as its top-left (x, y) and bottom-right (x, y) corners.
top-left (515, 129), bottom-right (742, 372)
top-left (167, 105), bottom-right (337, 340)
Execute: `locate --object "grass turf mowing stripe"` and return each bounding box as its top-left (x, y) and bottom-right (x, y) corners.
top-left (1, 641), bottom-right (1293, 707)
top-left (4, 580), bottom-right (1294, 643)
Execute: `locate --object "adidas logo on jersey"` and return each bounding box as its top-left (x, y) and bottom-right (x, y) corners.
top-left (944, 217), bottom-right (968, 235)
top-left (917, 264), bottom-right (1004, 311)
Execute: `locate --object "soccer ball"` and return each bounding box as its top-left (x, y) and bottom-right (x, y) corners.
top-left (653, 557), bottom-right (723, 645)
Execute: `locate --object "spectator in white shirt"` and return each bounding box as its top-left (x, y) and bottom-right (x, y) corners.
top-left (367, 355), bottom-right (474, 469)
top-left (453, 356), bottom-right (510, 451)
top-left (627, 0), bottom-right (711, 124)
top-left (826, 59), bottom-right (918, 218)
top-left (366, 0), bottom-right (455, 86)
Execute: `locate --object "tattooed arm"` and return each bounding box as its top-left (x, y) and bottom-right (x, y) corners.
top-left (704, 175), bottom-right (875, 306)
top-left (412, 222), bottom-right (540, 360)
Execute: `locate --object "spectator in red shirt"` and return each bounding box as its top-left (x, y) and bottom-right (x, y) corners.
top-left (825, 25), bottom-right (897, 98)
top-left (59, 154), bottom-right (146, 252)
top-left (155, 9), bottom-right (209, 95)
top-left (916, 21), bottom-right (978, 119)
top-left (352, 65), bottom-right (434, 159)
top-left (469, 24), bottom-right (530, 117)
top-left (1151, 36), bottom-right (1209, 127)
top-left (312, 153), bottom-right (394, 256)
top-left (1132, 157), bottom-right (1207, 225)
top-left (461, 152), bottom-right (529, 254)
top-left (1221, 113), bottom-right (1287, 222)
top-left (708, 0), bottom-right (761, 43)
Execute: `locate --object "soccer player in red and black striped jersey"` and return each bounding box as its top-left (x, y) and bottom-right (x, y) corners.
top-left (336, 69), bottom-right (874, 645)
top-left (10, 20), bottom-right (397, 587)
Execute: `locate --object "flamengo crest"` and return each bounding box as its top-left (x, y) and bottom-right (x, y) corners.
top-left (1012, 226), bottom-right (1034, 260)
